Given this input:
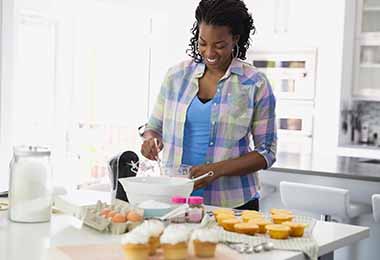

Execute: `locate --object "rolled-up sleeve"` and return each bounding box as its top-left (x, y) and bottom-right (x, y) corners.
top-left (251, 73), bottom-right (277, 169)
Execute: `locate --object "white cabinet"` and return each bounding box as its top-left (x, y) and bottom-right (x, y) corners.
top-left (353, 0), bottom-right (380, 100)
top-left (247, 49), bottom-right (317, 155)
top-left (245, 0), bottom-right (320, 47)
top-left (248, 49), bottom-right (317, 100)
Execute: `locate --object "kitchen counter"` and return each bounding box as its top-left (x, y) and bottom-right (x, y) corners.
top-left (270, 152), bottom-right (380, 182)
top-left (0, 210), bottom-right (369, 260)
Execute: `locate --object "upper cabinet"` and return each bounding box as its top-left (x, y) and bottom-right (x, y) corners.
top-left (359, 0), bottom-right (380, 34)
top-left (353, 0), bottom-right (380, 100)
top-left (246, 0), bottom-right (320, 47)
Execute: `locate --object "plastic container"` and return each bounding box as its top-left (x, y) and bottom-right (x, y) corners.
top-left (170, 196), bottom-right (187, 223)
top-left (187, 196), bottom-right (205, 223)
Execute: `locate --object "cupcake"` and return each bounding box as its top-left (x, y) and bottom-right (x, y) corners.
top-left (135, 220), bottom-right (165, 255)
top-left (233, 222), bottom-right (259, 235)
top-left (241, 210), bottom-right (261, 215)
top-left (242, 214), bottom-right (264, 223)
top-left (216, 213), bottom-right (236, 225)
top-left (191, 228), bottom-right (219, 258)
top-left (271, 214), bottom-right (293, 224)
top-left (248, 219), bottom-right (272, 234)
top-left (213, 208), bottom-right (234, 217)
top-left (121, 229), bottom-right (150, 260)
top-left (242, 210), bottom-right (263, 217)
top-left (270, 208), bottom-right (293, 216)
top-left (266, 224), bottom-right (291, 239)
top-left (221, 218), bottom-right (241, 232)
top-left (160, 224), bottom-right (190, 260)
top-left (282, 222), bottom-right (307, 237)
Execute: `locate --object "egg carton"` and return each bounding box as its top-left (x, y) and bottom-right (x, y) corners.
top-left (83, 199), bottom-right (144, 234)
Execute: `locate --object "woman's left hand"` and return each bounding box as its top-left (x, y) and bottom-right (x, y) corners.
top-left (189, 164), bottom-right (221, 190)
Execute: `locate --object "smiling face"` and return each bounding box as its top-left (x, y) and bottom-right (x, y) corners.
top-left (198, 22), bottom-right (240, 73)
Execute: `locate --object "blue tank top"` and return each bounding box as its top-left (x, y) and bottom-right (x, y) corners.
top-left (182, 96), bottom-right (212, 197)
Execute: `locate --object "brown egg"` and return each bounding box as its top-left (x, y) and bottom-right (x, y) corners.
top-left (112, 213), bottom-right (127, 223)
top-left (127, 210), bottom-right (143, 222)
top-left (100, 208), bottom-right (112, 217)
top-left (107, 210), bottom-right (117, 218)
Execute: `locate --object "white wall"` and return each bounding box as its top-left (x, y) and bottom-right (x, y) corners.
top-left (0, 0), bottom-right (16, 191)
top-left (0, 0), bottom-right (201, 189)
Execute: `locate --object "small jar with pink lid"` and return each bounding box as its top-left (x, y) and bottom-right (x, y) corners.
top-left (170, 196), bottom-right (187, 223)
top-left (187, 196), bottom-right (205, 223)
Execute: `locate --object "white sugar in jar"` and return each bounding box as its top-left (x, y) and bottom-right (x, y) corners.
top-left (8, 146), bottom-right (53, 222)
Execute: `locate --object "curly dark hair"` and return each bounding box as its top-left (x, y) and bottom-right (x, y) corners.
top-left (187, 0), bottom-right (256, 63)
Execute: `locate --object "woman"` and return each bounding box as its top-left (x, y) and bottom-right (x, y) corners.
top-left (141, 0), bottom-right (277, 210)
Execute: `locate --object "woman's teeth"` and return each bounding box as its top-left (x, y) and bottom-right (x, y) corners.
top-left (207, 58), bottom-right (217, 63)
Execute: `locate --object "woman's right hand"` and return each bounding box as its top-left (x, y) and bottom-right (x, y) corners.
top-left (141, 137), bottom-right (163, 160)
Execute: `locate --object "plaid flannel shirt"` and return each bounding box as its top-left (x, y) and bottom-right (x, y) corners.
top-left (146, 58), bottom-right (277, 207)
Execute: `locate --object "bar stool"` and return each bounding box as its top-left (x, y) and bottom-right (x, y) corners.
top-left (372, 194), bottom-right (380, 222)
top-left (280, 181), bottom-right (370, 222)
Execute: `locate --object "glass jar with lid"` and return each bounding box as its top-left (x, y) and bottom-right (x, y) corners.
top-left (170, 196), bottom-right (187, 223)
top-left (8, 146), bottom-right (53, 222)
top-left (187, 196), bottom-right (205, 223)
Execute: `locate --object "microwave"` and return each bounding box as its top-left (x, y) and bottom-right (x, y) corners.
top-left (247, 49), bottom-right (317, 100)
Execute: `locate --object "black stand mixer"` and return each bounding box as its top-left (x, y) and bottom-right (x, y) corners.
top-left (108, 151), bottom-right (139, 202)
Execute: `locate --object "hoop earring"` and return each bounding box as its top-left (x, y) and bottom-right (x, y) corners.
top-left (233, 43), bottom-right (240, 59)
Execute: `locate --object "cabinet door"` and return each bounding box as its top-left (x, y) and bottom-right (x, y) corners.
top-left (353, 37), bottom-right (380, 99)
top-left (352, 0), bottom-right (380, 100)
top-left (358, 0), bottom-right (380, 35)
top-left (248, 49), bottom-right (317, 100)
top-left (276, 100), bottom-right (314, 155)
top-left (246, 0), bottom-right (320, 46)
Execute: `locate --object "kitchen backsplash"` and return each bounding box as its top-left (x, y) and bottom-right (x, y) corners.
top-left (357, 101), bottom-right (380, 139)
top-left (341, 101), bottom-right (380, 146)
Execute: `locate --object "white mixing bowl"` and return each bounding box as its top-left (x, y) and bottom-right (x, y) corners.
top-left (118, 176), bottom-right (194, 205)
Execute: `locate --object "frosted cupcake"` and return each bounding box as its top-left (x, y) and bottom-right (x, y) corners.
top-left (135, 220), bottom-right (165, 255)
top-left (121, 229), bottom-right (150, 260)
top-left (191, 228), bottom-right (219, 258)
top-left (160, 224), bottom-right (190, 260)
